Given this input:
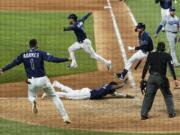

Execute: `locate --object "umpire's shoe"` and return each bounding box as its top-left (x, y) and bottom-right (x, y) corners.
top-left (169, 113), bottom-right (176, 118)
top-left (141, 115), bottom-right (148, 120)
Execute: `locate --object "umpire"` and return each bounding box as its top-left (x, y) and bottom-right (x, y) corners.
top-left (141, 42), bottom-right (179, 120)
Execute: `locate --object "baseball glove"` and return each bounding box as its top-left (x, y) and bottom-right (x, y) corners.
top-left (140, 80), bottom-right (147, 95)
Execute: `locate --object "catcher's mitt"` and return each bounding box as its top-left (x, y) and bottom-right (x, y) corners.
top-left (140, 80), bottom-right (147, 95)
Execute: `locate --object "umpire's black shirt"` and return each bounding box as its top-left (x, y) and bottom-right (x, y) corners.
top-left (142, 51), bottom-right (176, 80)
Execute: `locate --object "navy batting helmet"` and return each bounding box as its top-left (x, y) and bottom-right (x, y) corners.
top-left (169, 7), bottom-right (176, 12)
top-left (68, 13), bottom-right (78, 21)
top-left (135, 23), bottom-right (146, 32)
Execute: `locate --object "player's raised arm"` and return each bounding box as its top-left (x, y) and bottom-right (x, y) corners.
top-left (42, 51), bottom-right (70, 63)
top-left (63, 25), bottom-right (75, 31)
top-left (1, 54), bottom-right (23, 73)
top-left (81, 12), bottom-right (92, 22)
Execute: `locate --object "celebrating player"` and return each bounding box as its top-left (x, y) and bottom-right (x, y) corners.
top-left (115, 23), bottom-right (154, 80)
top-left (0, 39), bottom-right (71, 124)
top-left (42, 80), bottom-right (134, 100)
top-left (63, 12), bottom-right (112, 69)
top-left (155, 7), bottom-right (180, 67)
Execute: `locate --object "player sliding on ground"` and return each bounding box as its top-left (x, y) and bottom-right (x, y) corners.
top-left (42, 80), bottom-right (134, 100)
top-left (0, 39), bottom-right (71, 124)
top-left (63, 12), bottom-right (112, 70)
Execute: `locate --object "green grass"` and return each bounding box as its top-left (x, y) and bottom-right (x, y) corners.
top-left (127, 0), bottom-right (180, 76)
top-left (0, 11), bottom-right (97, 83)
top-left (0, 118), bottom-right (180, 135)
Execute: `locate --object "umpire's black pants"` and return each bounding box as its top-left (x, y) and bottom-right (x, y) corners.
top-left (141, 72), bottom-right (175, 117)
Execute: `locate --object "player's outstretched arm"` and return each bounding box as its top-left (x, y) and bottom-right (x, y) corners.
top-left (43, 52), bottom-right (70, 63)
top-left (63, 25), bottom-right (75, 32)
top-left (81, 12), bottom-right (92, 22)
top-left (1, 54), bottom-right (23, 73)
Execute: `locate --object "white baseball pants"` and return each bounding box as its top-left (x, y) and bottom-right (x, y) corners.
top-left (166, 32), bottom-right (179, 64)
top-left (125, 50), bottom-right (148, 71)
top-left (28, 76), bottom-right (69, 118)
top-left (161, 8), bottom-right (169, 20)
top-left (54, 81), bottom-right (91, 100)
top-left (68, 39), bottom-right (110, 67)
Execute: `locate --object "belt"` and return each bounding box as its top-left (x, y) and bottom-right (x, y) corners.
top-left (28, 76), bottom-right (45, 79)
top-left (167, 31), bottom-right (178, 34)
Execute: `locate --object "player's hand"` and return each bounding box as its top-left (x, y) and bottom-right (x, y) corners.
top-left (0, 69), bottom-right (4, 74)
top-left (128, 46), bottom-right (135, 51)
top-left (154, 34), bottom-right (158, 38)
top-left (174, 80), bottom-right (179, 87)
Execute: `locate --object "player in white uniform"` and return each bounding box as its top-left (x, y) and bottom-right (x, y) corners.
top-left (115, 23), bottom-right (153, 80)
top-left (63, 13), bottom-right (112, 70)
top-left (42, 80), bottom-right (134, 100)
top-left (155, 7), bottom-right (180, 67)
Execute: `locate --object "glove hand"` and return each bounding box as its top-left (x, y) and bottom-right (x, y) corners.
top-left (154, 34), bottom-right (158, 38)
top-left (140, 79), bottom-right (147, 95)
top-left (128, 46), bottom-right (135, 51)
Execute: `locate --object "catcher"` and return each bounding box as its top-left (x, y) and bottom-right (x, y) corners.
top-left (42, 80), bottom-right (134, 100)
top-left (140, 42), bottom-right (179, 120)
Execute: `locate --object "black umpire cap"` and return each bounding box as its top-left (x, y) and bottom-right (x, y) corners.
top-left (135, 23), bottom-right (146, 32)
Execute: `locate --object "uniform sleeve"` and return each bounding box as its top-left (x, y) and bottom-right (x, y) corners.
top-left (2, 54), bottom-right (23, 72)
top-left (42, 52), bottom-right (69, 63)
top-left (156, 17), bottom-right (166, 34)
top-left (135, 35), bottom-right (151, 51)
top-left (142, 54), bottom-right (151, 79)
top-left (167, 55), bottom-right (177, 80)
top-left (64, 25), bottom-right (76, 31)
top-left (80, 12), bottom-right (92, 22)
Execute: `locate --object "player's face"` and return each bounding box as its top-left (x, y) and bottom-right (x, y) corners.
top-left (68, 19), bottom-right (74, 25)
top-left (170, 11), bottom-right (175, 16)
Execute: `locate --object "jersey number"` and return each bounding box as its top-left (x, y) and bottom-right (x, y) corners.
top-left (30, 58), bottom-right (35, 70)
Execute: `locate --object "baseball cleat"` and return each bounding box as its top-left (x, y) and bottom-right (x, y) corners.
top-left (63, 116), bottom-right (71, 124)
top-left (107, 60), bottom-right (112, 71)
top-left (125, 94), bottom-right (135, 99)
top-left (52, 80), bottom-right (59, 88)
top-left (32, 101), bottom-right (38, 114)
top-left (114, 72), bottom-right (125, 80)
top-left (169, 113), bottom-right (176, 118)
top-left (141, 115), bottom-right (148, 120)
top-left (67, 64), bottom-right (78, 69)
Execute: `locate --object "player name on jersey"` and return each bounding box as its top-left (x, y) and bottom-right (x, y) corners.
top-left (23, 53), bottom-right (40, 58)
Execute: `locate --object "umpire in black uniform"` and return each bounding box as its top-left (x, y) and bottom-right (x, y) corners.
top-left (141, 42), bottom-right (179, 120)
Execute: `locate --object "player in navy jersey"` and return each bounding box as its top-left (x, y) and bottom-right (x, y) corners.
top-left (115, 23), bottom-right (153, 80)
top-left (0, 39), bottom-right (71, 124)
top-left (64, 13), bottom-right (112, 70)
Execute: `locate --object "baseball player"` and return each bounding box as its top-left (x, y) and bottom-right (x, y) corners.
top-left (0, 39), bottom-right (71, 124)
top-left (155, 7), bottom-right (180, 67)
top-left (64, 12), bottom-right (112, 69)
top-left (115, 23), bottom-right (153, 80)
top-left (140, 42), bottom-right (178, 120)
top-left (42, 80), bottom-right (134, 100)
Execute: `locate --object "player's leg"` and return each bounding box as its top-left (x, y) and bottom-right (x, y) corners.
top-left (43, 78), bottom-right (71, 123)
top-left (115, 50), bottom-right (147, 80)
top-left (68, 42), bottom-right (82, 68)
top-left (82, 39), bottom-right (112, 70)
top-left (160, 78), bottom-right (176, 118)
top-left (56, 88), bottom-right (91, 100)
top-left (28, 83), bottom-right (38, 114)
top-left (166, 32), bottom-right (179, 66)
top-left (141, 77), bottom-right (158, 120)
top-left (52, 81), bottom-right (74, 93)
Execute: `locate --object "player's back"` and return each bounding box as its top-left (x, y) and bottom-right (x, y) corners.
top-left (21, 48), bottom-right (47, 78)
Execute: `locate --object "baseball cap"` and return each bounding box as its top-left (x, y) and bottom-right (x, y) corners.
top-left (169, 7), bottom-right (176, 12)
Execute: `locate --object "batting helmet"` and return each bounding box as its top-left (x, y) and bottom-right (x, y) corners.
top-left (169, 7), bottom-right (176, 12)
top-left (157, 42), bottom-right (166, 52)
top-left (135, 23), bottom-right (146, 32)
top-left (68, 13), bottom-right (78, 21)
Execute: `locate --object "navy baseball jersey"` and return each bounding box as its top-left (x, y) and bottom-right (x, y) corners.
top-left (160, 0), bottom-right (172, 9)
top-left (2, 48), bottom-right (69, 78)
top-left (135, 32), bottom-right (153, 52)
top-left (90, 83), bottom-right (114, 99)
top-left (64, 13), bottom-right (92, 43)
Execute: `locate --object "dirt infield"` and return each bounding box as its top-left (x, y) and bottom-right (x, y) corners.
top-left (0, 0), bottom-right (180, 133)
